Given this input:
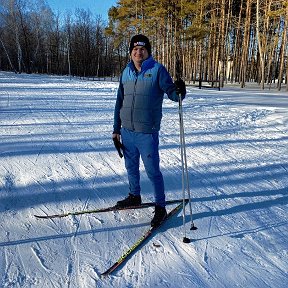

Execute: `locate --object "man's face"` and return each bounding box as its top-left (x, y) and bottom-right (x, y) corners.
top-left (131, 46), bottom-right (149, 65)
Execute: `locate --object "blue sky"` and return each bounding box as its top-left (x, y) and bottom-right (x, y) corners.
top-left (46, 0), bottom-right (117, 20)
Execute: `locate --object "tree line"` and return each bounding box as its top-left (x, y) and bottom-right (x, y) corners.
top-left (0, 0), bottom-right (117, 77)
top-left (0, 0), bottom-right (287, 90)
top-left (108, 0), bottom-right (288, 90)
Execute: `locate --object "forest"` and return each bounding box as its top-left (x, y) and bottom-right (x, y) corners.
top-left (0, 0), bottom-right (287, 90)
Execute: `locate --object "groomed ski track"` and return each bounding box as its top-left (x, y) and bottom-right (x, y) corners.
top-left (0, 72), bottom-right (287, 287)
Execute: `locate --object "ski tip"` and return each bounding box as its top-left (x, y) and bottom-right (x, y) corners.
top-left (34, 215), bottom-right (46, 219)
top-left (34, 214), bottom-right (59, 219)
top-left (100, 270), bottom-right (114, 278)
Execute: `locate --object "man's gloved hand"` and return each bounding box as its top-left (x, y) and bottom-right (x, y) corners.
top-left (174, 79), bottom-right (186, 100)
top-left (112, 133), bottom-right (124, 158)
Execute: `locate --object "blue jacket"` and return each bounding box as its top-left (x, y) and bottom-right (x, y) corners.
top-left (113, 56), bottom-right (180, 134)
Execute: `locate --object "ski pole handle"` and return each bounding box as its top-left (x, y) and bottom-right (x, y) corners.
top-left (113, 137), bottom-right (124, 158)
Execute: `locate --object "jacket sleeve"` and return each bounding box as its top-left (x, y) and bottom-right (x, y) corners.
top-left (158, 65), bottom-right (179, 102)
top-left (113, 76), bottom-right (124, 134)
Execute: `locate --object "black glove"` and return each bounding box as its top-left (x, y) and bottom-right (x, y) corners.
top-left (174, 79), bottom-right (186, 100)
top-left (113, 136), bottom-right (124, 158)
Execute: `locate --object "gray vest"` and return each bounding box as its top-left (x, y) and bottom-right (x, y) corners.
top-left (120, 67), bottom-right (164, 133)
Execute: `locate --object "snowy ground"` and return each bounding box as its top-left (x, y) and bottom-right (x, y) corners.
top-left (0, 71), bottom-right (287, 288)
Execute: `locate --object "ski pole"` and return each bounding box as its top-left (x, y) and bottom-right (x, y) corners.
top-left (178, 92), bottom-right (197, 244)
top-left (178, 95), bottom-right (188, 242)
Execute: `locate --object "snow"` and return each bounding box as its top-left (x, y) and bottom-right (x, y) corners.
top-left (0, 71), bottom-right (287, 287)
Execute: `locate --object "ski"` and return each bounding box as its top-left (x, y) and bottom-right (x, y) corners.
top-left (34, 199), bottom-right (188, 219)
top-left (101, 199), bottom-right (188, 276)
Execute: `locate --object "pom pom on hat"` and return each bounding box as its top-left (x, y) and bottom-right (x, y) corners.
top-left (129, 34), bottom-right (151, 55)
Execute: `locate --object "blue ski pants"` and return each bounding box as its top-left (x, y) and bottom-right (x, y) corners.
top-left (121, 128), bottom-right (165, 207)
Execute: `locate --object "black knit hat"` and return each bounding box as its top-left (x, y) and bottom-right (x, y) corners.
top-left (129, 34), bottom-right (151, 55)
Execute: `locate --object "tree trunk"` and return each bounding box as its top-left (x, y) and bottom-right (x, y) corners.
top-left (240, 0), bottom-right (252, 88)
top-left (277, 4), bottom-right (288, 91)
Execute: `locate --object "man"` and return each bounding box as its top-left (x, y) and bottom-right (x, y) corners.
top-left (112, 34), bottom-right (186, 227)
